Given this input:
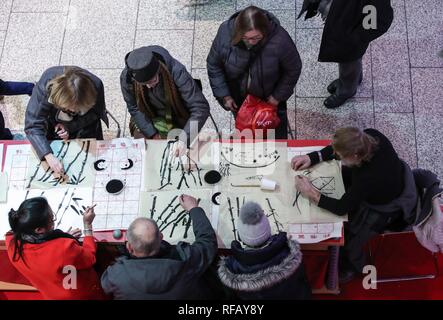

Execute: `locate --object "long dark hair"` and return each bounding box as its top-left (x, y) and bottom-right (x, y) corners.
top-left (232, 6), bottom-right (270, 45)
top-left (8, 197), bottom-right (52, 263)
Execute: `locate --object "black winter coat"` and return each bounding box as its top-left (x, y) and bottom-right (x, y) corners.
top-left (299, 0), bottom-right (394, 62)
top-left (218, 232), bottom-right (312, 300)
top-left (207, 10), bottom-right (302, 106)
top-left (121, 46), bottom-right (210, 141)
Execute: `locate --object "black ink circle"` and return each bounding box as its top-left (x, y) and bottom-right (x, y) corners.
top-left (94, 159), bottom-right (107, 171)
top-left (204, 170), bottom-right (222, 184)
top-left (121, 159), bottom-right (134, 170)
top-left (106, 179), bottom-right (124, 194)
top-left (212, 192), bottom-right (221, 205)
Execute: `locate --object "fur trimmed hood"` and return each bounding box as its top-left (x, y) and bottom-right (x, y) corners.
top-left (218, 237), bottom-right (302, 292)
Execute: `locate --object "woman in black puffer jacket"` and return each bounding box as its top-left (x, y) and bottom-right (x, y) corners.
top-left (207, 6), bottom-right (302, 139)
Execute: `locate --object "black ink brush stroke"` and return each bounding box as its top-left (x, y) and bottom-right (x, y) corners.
top-left (42, 141), bottom-right (71, 183)
top-left (56, 189), bottom-right (75, 228)
top-left (266, 198), bottom-right (283, 232)
top-left (162, 210), bottom-right (187, 236)
top-left (227, 197), bottom-right (237, 241)
top-left (183, 215), bottom-right (192, 239)
top-left (34, 141), bottom-right (66, 184)
top-left (149, 196), bottom-right (157, 219)
top-left (158, 202), bottom-right (181, 229)
top-left (75, 140), bottom-right (91, 185)
top-left (220, 148), bottom-right (280, 169)
top-left (157, 195), bottom-right (179, 223)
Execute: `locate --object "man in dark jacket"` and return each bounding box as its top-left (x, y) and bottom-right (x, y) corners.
top-left (207, 6), bottom-right (302, 139)
top-left (298, 0), bottom-right (394, 109)
top-left (121, 46), bottom-right (210, 148)
top-left (101, 194), bottom-right (218, 300)
top-left (218, 202), bottom-right (312, 300)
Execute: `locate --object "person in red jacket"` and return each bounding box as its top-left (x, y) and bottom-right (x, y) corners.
top-left (5, 197), bottom-right (105, 300)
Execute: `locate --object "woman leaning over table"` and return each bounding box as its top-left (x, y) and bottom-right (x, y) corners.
top-left (25, 66), bottom-right (109, 177)
top-left (291, 127), bottom-right (416, 283)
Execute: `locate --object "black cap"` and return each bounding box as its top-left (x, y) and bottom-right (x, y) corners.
top-left (125, 47), bottom-right (160, 83)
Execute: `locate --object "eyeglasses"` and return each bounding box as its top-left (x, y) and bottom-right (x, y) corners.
top-left (60, 108), bottom-right (78, 117)
top-left (241, 35), bottom-right (263, 42)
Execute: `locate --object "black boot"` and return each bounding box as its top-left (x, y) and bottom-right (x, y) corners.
top-left (327, 79), bottom-right (340, 95)
top-left (327, 73), bottom-right (363, 95)
top-left (324, 94), bottom-right (355, 109)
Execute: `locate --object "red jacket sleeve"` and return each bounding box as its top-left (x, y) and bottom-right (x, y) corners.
top-left (63, 236), bottom-right (97, 271)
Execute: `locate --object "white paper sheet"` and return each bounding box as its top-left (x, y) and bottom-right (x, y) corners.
top-left (3, 144), bottom-right (32, 190)
top-left (139, 189), bottom-right (214, 244)
top-left (144, 140), bottom-right (215, 191)
top-left (0, 187), bottom-right (92, 240)
top-left (92, 138), bottom-right (146, 230)
top-left (0, 173), bottom-right (8, 203)
top-left (0, 143), bottom-right (4, 171)
top-left (26, 139), bottom-right (97, 189)
top-left (288, 222), bottom-right (343, 243)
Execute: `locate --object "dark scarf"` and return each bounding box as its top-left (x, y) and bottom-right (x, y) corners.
top-left (130, 61), bottom-right (189, 136)
top-left (21, 229), bottom-right (80, 245)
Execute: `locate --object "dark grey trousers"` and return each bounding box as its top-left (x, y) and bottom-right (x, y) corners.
top-left (336, 58), bottom-right (363, 98)
top-left (340, 209), bottom-right (403, 273)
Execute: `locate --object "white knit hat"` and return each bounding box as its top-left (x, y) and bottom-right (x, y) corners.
top-left (237, 201), bottom-right (272, 247)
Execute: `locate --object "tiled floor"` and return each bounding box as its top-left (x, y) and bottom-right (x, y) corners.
top-left (0, 0), bottom-right (442, 178)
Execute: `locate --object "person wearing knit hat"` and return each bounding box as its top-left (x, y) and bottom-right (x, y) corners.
top-left (237, 202), bottom-right (272, 247)
top-left (120, 45), bottom-right (210, 154)
top-left (218, 201), bottom-right (312, 300)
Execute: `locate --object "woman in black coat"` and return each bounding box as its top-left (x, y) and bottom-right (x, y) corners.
top-left (292, 127), bottom-right (413, 283)
top-left (298, 0), bottom-right (394, 109)
top-left (207, 6), bottom-right (302, 139)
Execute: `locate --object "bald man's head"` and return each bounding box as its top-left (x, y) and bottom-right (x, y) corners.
top-left (126, 218), bottom-right (162, 257)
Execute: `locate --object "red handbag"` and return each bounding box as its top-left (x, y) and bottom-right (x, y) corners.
top-left (235, 94), bottom-right (281, 135)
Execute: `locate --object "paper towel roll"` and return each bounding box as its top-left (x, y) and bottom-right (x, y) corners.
top-left (261, 178), bottom-right (277, 191)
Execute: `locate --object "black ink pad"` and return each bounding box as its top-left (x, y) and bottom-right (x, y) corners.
top-left (204, 170), bottom-right (222, 184)
top-left (106, 179), bottom-right (124, 194)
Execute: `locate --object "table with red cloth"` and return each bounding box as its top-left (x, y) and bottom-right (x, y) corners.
top-left (0, 139), bottom-right (344, 297)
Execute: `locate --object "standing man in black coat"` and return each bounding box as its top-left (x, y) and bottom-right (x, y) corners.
top-left (207, 6), bottom-right (302, 139)
top-left (298, 0), bottom-right (394, 109)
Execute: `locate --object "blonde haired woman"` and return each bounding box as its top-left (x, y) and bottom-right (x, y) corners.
top-left (25, 66), bottom-right (108, 176)
top-left (291, 128), bottom-right (415, 283)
